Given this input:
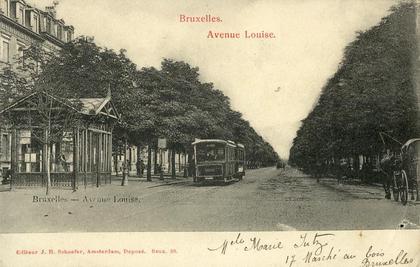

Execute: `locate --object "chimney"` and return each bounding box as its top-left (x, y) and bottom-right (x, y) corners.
top-left (45, 1), bottom-right (59, 18)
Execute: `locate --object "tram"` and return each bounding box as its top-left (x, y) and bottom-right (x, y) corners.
top-left (192, 139), bottom-right (246, 183)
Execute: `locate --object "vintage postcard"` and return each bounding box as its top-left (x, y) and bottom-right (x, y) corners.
top-left (0, 0), bottom-right (419, 266)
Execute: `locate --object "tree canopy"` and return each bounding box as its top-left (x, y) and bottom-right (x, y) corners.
top-left (0, 37), bottom-right (280, 167)
top-left (289, 2), bottom-right (419, 171)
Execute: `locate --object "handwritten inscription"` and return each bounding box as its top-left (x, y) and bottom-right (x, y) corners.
top-left (207, 233), bottom-right (283, 255)
top-left (208, 232), bottom-right (416, 267)
top-left (361, 246), bottom-right (414, 267)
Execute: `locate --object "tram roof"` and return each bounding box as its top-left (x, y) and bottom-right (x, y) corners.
top-left (192, 139), bottom-right (235, 147)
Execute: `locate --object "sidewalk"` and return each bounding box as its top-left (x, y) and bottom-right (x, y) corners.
top-left (0, 183), bottom-right (11, 192)
top-left (319, 177), bottom-right (385, 200)
top-left (111, 173), bottom-right (190, 188)
top-left (0, 175), bottom-right (191, 197)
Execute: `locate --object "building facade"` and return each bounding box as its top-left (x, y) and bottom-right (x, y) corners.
top-left (0, 0), bottom-right (74, 178)
top-left (0, 0), bottom-right (73, 67)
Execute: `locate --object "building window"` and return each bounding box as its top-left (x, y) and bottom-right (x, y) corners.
top-left (66, 31), bottom-right (72, 42)
top-left (46, 18), bottom-right (51, 33)
top-left (33, 14), bottom-right (38, 33)
top-left (19, 8), bottom-right (23, 24)
top-left (2, 0), bottom-right (8, 16)
top-left (1, 133), bottom-right (9, 161)
top-left (57, 25), bottom-right (62, 40)
top-left (17, 42), bottom-right (24, 65)
top-left (2, 40), bottom-right (9, 63)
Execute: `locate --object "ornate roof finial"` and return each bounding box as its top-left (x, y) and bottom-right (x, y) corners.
top-left (45, 1), bottom-right (59, 18)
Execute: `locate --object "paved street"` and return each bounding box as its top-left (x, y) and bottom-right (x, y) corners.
top-left (0, 167), bottom-right (419, 233)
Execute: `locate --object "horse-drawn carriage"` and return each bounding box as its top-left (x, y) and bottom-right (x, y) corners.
top-left (380, 137), bottom-right (420, 205)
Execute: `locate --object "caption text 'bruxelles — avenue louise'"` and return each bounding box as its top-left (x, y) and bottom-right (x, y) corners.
top-left (179, 14), bottom-right (276, 39)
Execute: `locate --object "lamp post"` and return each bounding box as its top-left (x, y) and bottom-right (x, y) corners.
top-left (159, 148), bottom-right (164, 180)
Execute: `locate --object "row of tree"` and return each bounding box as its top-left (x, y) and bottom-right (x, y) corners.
top-left (289, 2), bottom-right (419, 175)
top-left (0, 37), bottom-right (280, 180)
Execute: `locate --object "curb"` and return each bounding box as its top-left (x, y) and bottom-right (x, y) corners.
top-left (320, 180), bottom-right (384, 196)
top-left (146, 180), bottom-right (190, 188)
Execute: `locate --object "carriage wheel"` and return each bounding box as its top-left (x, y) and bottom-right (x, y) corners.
top-left (400, 170), bottom-right (409, 205)
top-left (392, 173), bottom-right (399, 202)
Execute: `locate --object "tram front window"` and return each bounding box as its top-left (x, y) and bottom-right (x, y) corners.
top-left (196, 143), bottom-right (225, 162)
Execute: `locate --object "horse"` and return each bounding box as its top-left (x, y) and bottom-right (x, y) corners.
top-left (379, 154), bottom-right (395, 199)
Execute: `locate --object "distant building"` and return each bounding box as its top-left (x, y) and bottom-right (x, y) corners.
top-left (112, 145), bottom-right (188, 178)
top-left (0, 0), bottom-right (73, 66)
top-left (0, 0), bottom-right (74, 177)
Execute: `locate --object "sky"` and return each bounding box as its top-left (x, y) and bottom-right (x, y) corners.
top-left (31, 0), bottom-right (397, 159)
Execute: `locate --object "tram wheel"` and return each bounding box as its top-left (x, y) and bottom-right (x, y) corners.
top-left (400, 170), bottom-right (409, 205)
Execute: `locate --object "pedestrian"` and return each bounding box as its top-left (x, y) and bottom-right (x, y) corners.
top-left (136, 159), bottom-right (145, 177)
top-left (141, 159), bottom-right (145, 175)
top-left (315, 160), bottom-right (322, 183)
top-left (2, 169), bottom-right (11, 184)
top-left (156, 163), bottom-right (162, 173)
top-left (136, 160), bottom-right (141, 176)
top-left (190, 156), bottom-right (196, 182)
top-left (59, 154), bottom-right (68, 172)
top-left (156, 164), bottom-right (163, 180)
top-left (336, 160), bottom-right (345, 184)
top-left (379, 151), bottom-right (394, 199)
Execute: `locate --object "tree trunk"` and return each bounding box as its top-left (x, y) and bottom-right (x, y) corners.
top-left (45, 129), bottom-right (51, 195)
top-left (136, 145), bottom-right (141, 176)
top-left (46, 144), bottom-right (51, 195)
top-left (183, 152), bottom-right (188, 178)
top-left (114, 153), bottom-right (119, 176)
top-left (153, 146), bottom-right (158, 174)
top-left (121, 139), bottom-right (128, 186)
top-left (73, 128), bottom-right (79, 192)
top-left (178, 153), bottom-right (181, 172)
top-left (190, 150), bottom-right (194, 177)
top-left (171, 149), bottom-right (176, 179)
top-left (147, 145), bottom-right (152, 181)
